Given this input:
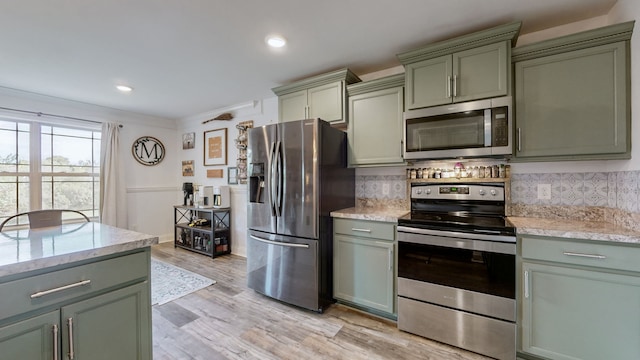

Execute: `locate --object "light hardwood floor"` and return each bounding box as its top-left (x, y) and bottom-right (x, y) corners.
top-left (151, 242), bottom-right (491, 360)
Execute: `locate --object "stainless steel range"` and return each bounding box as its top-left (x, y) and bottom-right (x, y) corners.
top-left (397, 182), bottom-right (516, 360)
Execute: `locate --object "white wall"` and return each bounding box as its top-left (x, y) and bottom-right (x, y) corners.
top-left (175, 97), bottom-right (278, 256)
top-left (0, 86), bottom-right (179, 240)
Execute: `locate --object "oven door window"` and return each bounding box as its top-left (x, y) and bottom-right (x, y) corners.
top-left (398, 241), bottom-right (515, 299)
top-left (405, 110), bottom-right (486, 152)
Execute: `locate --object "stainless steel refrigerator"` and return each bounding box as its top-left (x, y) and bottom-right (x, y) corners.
top-left (246, 118), bottom-right (354, 312)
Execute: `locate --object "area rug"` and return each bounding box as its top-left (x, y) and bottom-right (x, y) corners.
top-left (150, 258), bottom-right (216, 305)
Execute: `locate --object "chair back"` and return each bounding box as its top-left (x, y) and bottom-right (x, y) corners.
top-left (0, 209), bottom-right (90, 231)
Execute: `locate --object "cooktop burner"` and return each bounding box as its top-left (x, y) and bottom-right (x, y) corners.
top-left (401, 182), bottom-right (515, 236)
top-left (398, 211), bottom-right (515, 236)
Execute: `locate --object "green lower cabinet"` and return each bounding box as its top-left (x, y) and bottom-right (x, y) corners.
top-left (62, 282), bottom-right (151, 360)
top-left (521, 261), bottom-right (640, 360)
top-left (334, 234), bottom-right (395, 316)
top-left (0, 250), bottom-right (152, 360)
top-left (0, 282), bottom-right (151, 360)
top-left (0, 311), bottom-right (59, 360)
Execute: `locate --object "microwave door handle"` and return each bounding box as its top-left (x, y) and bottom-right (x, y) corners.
top-left (484, 109), bottom-right (492, 146)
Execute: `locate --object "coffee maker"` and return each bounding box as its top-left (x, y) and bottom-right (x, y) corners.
top-left (182, 182), bottom-right (193, 206)
top-left (213, 186), bottom-right (230, 208)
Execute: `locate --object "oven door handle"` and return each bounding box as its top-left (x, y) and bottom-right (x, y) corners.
top-left (397, 226), bottom-right (516, 243)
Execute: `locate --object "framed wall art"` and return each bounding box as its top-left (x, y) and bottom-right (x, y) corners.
top-left (132, 136), bottom-right (165, 166)
top-left (204, 128), bottom-right (227, 166)
top-left (182, 132), bottom-right (195, 149)
top-left (182, 160), bottom-right (194, 176)
top-left (227, 167), bottom-right (238, 185)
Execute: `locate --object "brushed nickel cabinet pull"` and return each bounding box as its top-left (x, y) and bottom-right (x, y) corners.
top-left (67, 318), bottom-right (75, 360)
top-left (453, 75), bottom-right (458, 97)
top-left (52, 324), bottom-right (59, 360)
top-left (447, 76), bottom-right (451, 98)
top-left (388, 248), bottom-right (393, 271)
top-left (351, 228), bottom-right (371, 233)
top-left (517, 128), bottom-right (522, 152)
top-left (30, 280), bottom-right (91, 299)
top-left (524, 270), bottom-right (529, 299)
top-left (563, 251), bottom-right (607, 259)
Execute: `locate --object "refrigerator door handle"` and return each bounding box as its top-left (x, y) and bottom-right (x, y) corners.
top-left (250, 234), bottom-right (310, 248)
top-left (275, 141), bottom-right (283, 218)
top-left (269, 141), bottom-right (277, 217)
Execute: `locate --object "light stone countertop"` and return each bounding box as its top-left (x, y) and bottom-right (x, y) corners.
top-left (0, 222), bottom-right (159, 278)
top-left (330, 207), bottom-right (410, 223)
top-left (508, 217), bottom-right (640, 244)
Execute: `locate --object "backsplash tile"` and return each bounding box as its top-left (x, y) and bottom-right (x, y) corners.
top-left (510, 170), bottom-right (640, 215)
top-left (356, 170), bottom-right (640, 221)
top-left (356, 175), bottom-right (406, 201)
top-left (583, 172), bottom-right (608, 207)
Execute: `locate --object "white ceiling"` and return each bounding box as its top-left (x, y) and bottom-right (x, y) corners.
top-left (0, 0), bottom-right (617, 120)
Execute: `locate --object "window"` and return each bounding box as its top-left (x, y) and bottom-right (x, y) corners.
top-left (0, 119), bottom-right (101, 227)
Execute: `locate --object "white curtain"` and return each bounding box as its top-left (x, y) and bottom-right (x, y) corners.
top-left (99, 123), bottom-right (127, 227)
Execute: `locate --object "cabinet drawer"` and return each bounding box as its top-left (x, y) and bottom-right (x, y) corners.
top-left (0, 251), bottom-right (149, 321)
top-left (334, 218), bottom-right (395, 241)
top-left (521, 236), bottom-right (640, 273)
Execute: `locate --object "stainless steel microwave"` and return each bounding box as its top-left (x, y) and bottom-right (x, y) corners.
top-left (403, 96), bottom-right (513, 160)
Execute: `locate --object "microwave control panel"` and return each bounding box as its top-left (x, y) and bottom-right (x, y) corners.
top-left (491, 106), bottom-right (509, 147)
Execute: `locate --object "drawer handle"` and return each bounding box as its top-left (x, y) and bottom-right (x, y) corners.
top-left (351, 228), bottom-right (371, 233)
top-left (563, 252), bottom-right (606, 260)
top-left (30, 279), bottom-right (92, 299)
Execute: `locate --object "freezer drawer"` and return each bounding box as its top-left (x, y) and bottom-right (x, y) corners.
top-left (247, 230), bottom-right (320, 311)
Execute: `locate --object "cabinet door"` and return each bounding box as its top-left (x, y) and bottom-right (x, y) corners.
top-left (515, 42), bottom-right (628, 160)
top-left (405, 54), bottom-right (452, 109)
top-left (334, 234), bottom-right (395, 314)
top-left (279, 90), bottom-right (308, 122)
top-left (453, 41), bottom-right (508, 102)
top-left (0, 311), bottom-right (59, 360)
top-left (521, 261), bottom-right (640, 360)
top-left (348, 86), bottom-right (404, 166)
top-left (307, 81), bottom-right (344, 123)
top-left (61, 282), bottom-right (151, 360)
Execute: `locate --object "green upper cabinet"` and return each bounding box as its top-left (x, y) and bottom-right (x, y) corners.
top-left (347, 74), bottom-right (405, 167)
top-left (273, 68), bottom-right (361, 125)
top-left (512, 21), bottom-right (634, 161)
top-left (278, 90), bottom-right (307, 123)
top-left (398, 22), bottom-right (520, 110)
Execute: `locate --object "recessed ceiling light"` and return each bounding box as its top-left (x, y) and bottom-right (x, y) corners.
top-left (116, 85), bottom-right (133, 93)
top-left (266, 35), bottom-right (286, 48)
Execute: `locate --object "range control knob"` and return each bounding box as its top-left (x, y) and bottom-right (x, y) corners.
top-left (416, 189), bottom-right (423, 195)
top-left (479, 189), bottom-right (486, 196)
top-left (490, 189), bottom-right (497, 196)
top-left (426, 188), bottom-right (431, 195)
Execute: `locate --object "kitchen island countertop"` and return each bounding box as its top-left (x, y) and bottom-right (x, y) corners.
top-left (331, 207), bottom-right (410, 223)
top-left (508, 216), bottom-right (640, 244)
top-left (0, 222), bottom-right (158, 277)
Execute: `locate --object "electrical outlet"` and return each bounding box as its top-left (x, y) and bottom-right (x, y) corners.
top-left (382, 183), bottom-right (390, 196)
top-left (537, 184), bottom-right (551, 200)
